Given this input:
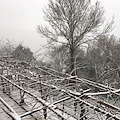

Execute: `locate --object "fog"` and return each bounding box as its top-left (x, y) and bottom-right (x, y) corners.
top-left (0, 0), bottom-right (120, 52)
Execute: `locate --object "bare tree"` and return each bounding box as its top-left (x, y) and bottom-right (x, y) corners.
top-left (0, 39), bottom-right (15, 57)
top-left (12, 44), bottom-right (35, 62)
top-left (37, 0), bottom-right (113, 75)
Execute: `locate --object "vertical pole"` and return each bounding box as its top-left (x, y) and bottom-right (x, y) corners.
top-left (61, 101), bottom-right (65, 120)
top-left (80, 89), bottom-right (86, 120)
top-left (6, 75), bottom-right (12, 95)
top-left (19, 75), bottom-right (25, 105)
top-left (1, 65), bottom-right (5, 92)
top-left (74, 99), bottom-right (77, 115)
top-left (39, 74), bottom-right (47, 119)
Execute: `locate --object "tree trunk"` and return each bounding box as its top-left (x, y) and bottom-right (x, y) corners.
top-left (70, 48), bottom-right (75, 76)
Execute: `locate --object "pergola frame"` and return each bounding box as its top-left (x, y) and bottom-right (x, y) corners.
top-left (0, 57), bottom-right (120, 120)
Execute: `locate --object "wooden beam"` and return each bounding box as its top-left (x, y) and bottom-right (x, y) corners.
top-left (0, 96), bottom-right (21, 120)
top-left (0, 74), bottom-right (77, 120)
top-left (86, 96), bottom-right (120, 113)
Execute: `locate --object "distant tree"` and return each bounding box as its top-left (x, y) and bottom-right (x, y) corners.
top-left (37, 0), bottom-right (113, 75)
top-left (85, 35), bottom-right (120, 88)
top-left (0, 39), bottom-right (14, 57)
top-left (12, 44), bottom-right (35, 62)
top-left (47, 44), bottom-right (69, 72)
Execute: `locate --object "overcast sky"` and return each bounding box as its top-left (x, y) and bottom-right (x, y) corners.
top-left (0, 0), bottom-right (120, 52)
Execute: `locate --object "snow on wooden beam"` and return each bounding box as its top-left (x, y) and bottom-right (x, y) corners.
top-left (8, 64), bottom-right (120, 97)
top-left (6, 61), bottom-right (120, 96)
top-left (0, 74), bottom-right (77, 120)
top-left (36, 66), bottom-right (120, 94)
top-left (0, 96), bottom-right (21, 120)
top-left (36, 66), bottom-right (64, 78)
top-left (86, 96), bottom-right (120, 113)
top-left (68, 94), bottom-right (120, 120)
top-left (76, 78), bottom-right (116, 91)
top-left (11, 71), bottom-right (120, 114)
top-left (20, 97), bottom-right (71, 118)
top-left (38, 82), bottom-right (120, 119)
top-left (52, 97), bottom-right (71, 105)
top-left (4, 66), bottom-right (120, 119)
top-left (14, 69), bottom-right (118, 98)
top-left (85, 89), bottom-right (120, 96)
top-left (42, 81), bottom-right (120, 119)
top-left (20, 107), bottom-right (43, 117)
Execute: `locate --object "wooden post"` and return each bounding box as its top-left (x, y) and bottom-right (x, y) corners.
top-left (6, 75), bottom-right (12, 95)
top-left (20, 82), bottom-right (25, 105)
top-left (80, 89), bottom-right (87, 120)
top-left (39, 74), bottom-right (47, 119)
top-left (20, 91), bottom-right (25, 105)
top-left (74, 98), bottom-right (77, 115)
top-left (62, 102), bottom-right (65, 115)
top-left (0, 65), bottom-right (5, 92)
top-left (62, 101), bottom-right (65, 120)
top-left (38, 75), bottom-right (42, 93)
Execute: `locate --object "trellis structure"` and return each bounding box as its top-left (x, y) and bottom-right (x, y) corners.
top-left (0, 56), bottom-right (120, 120)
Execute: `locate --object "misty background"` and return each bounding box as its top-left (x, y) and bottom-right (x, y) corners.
top-left (0, 0), bottom-right (120, 52)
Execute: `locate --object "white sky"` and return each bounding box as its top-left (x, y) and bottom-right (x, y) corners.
top-left (0, 0), bottom-right (120, 52)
